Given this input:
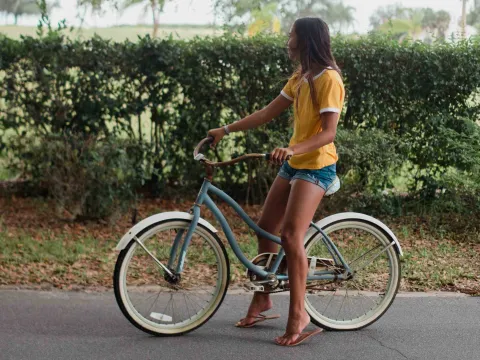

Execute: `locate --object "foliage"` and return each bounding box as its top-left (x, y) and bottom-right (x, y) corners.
top-left (467, 0), bottom-right (480, 32)
top-left (247, 2), bottom-right (281, 36)
top-left (8, 133), bottom-right (148, 222)
top-left (214, 0), bottom-right (356, 34)
top-left (371, 5), bottom-right (451, 41)
top-left (0, 0), bottom-right (57, 25)
top-left (75, 0), bottom-right (168, 37)
top-left (1, 196), bottom-right (479, 292)
top-left (1, 31), bottom-right (480, 206)
top-left (335, 128), bottom-right (408, 192)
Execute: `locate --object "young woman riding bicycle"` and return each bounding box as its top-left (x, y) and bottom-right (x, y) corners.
top-left (207, 17), bottom-right (345, 346)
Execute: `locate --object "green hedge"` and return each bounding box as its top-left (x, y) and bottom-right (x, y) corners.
top-left (1, 31), bottom-right (480, 203)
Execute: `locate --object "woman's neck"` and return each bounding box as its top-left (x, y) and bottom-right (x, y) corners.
top-left (301, 63), bottom-right (327, 77)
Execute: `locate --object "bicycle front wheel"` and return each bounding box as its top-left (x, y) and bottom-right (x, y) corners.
top-left (304, 218), bottom-right (401, 331)
top-left (114, 219), bottom-right (230, 336)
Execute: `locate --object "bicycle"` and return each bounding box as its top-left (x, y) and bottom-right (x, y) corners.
top-left (113, 136), bottom-right (403, 336)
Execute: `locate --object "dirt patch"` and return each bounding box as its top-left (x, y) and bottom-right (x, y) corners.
top-left (1, 197), bottom-right (479, 295)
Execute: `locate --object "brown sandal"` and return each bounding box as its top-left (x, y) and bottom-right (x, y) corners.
top-left (235, 313), bottom-right (281, 328)
top-left (274, 328), bottom-right (323, 347)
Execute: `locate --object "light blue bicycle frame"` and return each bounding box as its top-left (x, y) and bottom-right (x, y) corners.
top-left (168, 178), bottom-right (353, 282)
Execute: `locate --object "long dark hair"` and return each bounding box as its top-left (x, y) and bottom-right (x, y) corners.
top-left (291, 17), bottom-right (340, 111)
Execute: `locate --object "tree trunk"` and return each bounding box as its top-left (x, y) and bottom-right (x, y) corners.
top-left (12, 0), bottom-right (20, 25)
top-left (461, 0), bottom-right (467, 39)
top-left (151, 0), bottom-right (159, 38)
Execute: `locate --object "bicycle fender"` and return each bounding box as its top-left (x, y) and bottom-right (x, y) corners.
top-left (304, 212), bottom-right (403, 256)
top-left (115, 211), bottom-right (218, 251)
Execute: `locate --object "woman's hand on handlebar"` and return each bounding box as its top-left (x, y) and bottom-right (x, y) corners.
top-left (207, 128), bottom-right (225, 149)
top-left (270, 147), bottom-right (294, 166)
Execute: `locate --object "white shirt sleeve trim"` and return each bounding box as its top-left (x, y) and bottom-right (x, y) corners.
top-left (320, 107), bottom-right (341, 114)
top-left (280, 90), bottom-right (294, 101)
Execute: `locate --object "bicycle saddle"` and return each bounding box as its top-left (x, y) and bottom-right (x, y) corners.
top-left (325, 176), bottom-right (340, 196)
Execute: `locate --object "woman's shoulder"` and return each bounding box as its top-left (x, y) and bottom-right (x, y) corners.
top-left (315, 69), bottom-right (344, 88)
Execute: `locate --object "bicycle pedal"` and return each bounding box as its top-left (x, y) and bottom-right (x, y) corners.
top-left (243, 282), bottom-right (265, 292)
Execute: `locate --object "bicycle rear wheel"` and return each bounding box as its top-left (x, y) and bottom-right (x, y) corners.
top-left (114, 219), bottom-right (229, 336)
top-left (304, 218), bottom-right (401, 331)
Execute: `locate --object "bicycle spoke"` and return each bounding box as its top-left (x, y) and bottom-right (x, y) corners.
top-left (170, 294), bottom-right (176, 323)
top-left (183, 293), bottom-right (191, 319)
top-left (323, 287), bottom-right (337, 314)
top-left (159, 293), bottom-right (173, 322)
top-left (304, 220), bottom-right (399, 329)
top-left (351, 242), bottom-right (395, 273)
top-left (350, 278), bottom-right (378, 312)
top-left (182, 292), bottom-right (204, 312)
top-left (133, 236), bottom-right (173, 276)
top-left (182, 289), bottom-right (212, 305)
top-left (336, 290), bottom-right (347, 319)
top-left (117, 221), bottom-right (227, 334)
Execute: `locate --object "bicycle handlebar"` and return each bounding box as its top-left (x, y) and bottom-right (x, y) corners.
top-left (193, 136), bottom-right (273, 167)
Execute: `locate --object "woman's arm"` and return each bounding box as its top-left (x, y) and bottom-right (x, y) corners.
top-left (208, 94), bottom-right (292, 147)
top-left (290, 112), bottom-right (339, 154)
top-left (270, 112), bottom-right (339, 165)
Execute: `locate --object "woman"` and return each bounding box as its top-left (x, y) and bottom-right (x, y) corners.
top-left (207, 17), bottom-right (345, 346)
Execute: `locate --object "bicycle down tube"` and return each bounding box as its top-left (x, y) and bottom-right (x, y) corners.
top-left (172, 178), bottom-right (352, 281)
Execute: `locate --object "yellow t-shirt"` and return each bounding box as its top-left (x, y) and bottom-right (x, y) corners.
top-left (281, 68), bottom-right (345, 170)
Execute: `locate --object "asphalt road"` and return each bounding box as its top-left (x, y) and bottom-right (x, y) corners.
top-left (0, 290), bottom-right (478, 360)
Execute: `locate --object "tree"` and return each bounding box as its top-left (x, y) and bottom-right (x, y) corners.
top-left (467, 0), bottom-right (480, 32)
top-left (434, 10), bottom-right (451, 40)
top-left (373, 7), bottom-right (425, 41)
top-left (461, 0), bottom-right (468, 38)
top-left (0, 0), bottom-right (44, 25)
top-left (246, 2), bottom-right (281, 36)
top-left (121, 0), bottom-right (165, 38)
top-left (422, 8), bottom-right (451, 40)
top-left (371, 6), bottom-right (451, 42)
top-left (77, 0), bottom-right (167, 37)
top-left (324, 1), bottom-right (355, 33)
top-left (214, 0), bottom-right (356, 34)
top-left (369, 4), bottom-right (407, 29)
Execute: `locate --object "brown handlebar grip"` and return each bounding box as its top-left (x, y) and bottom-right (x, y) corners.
top-left (264, 154), bottom-right (292, 162)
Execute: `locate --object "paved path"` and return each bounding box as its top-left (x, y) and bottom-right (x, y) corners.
top-left (0, 290), bottom-right (478, 360)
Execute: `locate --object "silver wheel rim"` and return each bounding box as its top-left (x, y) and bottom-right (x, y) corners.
top-left (304, 220), bottom-right (399, 330)
top-left (118, 221), bottom-right (228, 335)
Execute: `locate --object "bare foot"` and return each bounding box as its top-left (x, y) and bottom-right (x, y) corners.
top-left (274, 310), bottom-right (311, 346)
top-left (236, 293), bottom-right (273, 327)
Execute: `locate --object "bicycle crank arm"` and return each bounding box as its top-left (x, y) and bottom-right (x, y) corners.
top-left (306, 286), bottom-right (337, 292)
top-left (243, 282), bottom-right (265, 292)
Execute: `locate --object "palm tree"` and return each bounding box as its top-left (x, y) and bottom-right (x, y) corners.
top-left (324, 2), bottom-right (355, 33)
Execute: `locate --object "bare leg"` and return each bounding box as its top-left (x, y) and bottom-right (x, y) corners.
top-left (274, 179), bottom-right (325, 346)
top-left (236, 175), bottom-right (291, 326)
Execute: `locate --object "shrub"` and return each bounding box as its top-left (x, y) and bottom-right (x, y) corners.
top-left (1, 31), bottom-right (479, 203)
top-left (9, 133), bottom-right (148, 222)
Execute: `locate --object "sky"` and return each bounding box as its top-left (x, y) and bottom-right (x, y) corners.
top-left (4, 0), bottom-right (473, 36)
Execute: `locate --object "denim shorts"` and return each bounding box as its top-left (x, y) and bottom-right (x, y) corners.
top-left (278, 161), bottom-right (337, 191)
